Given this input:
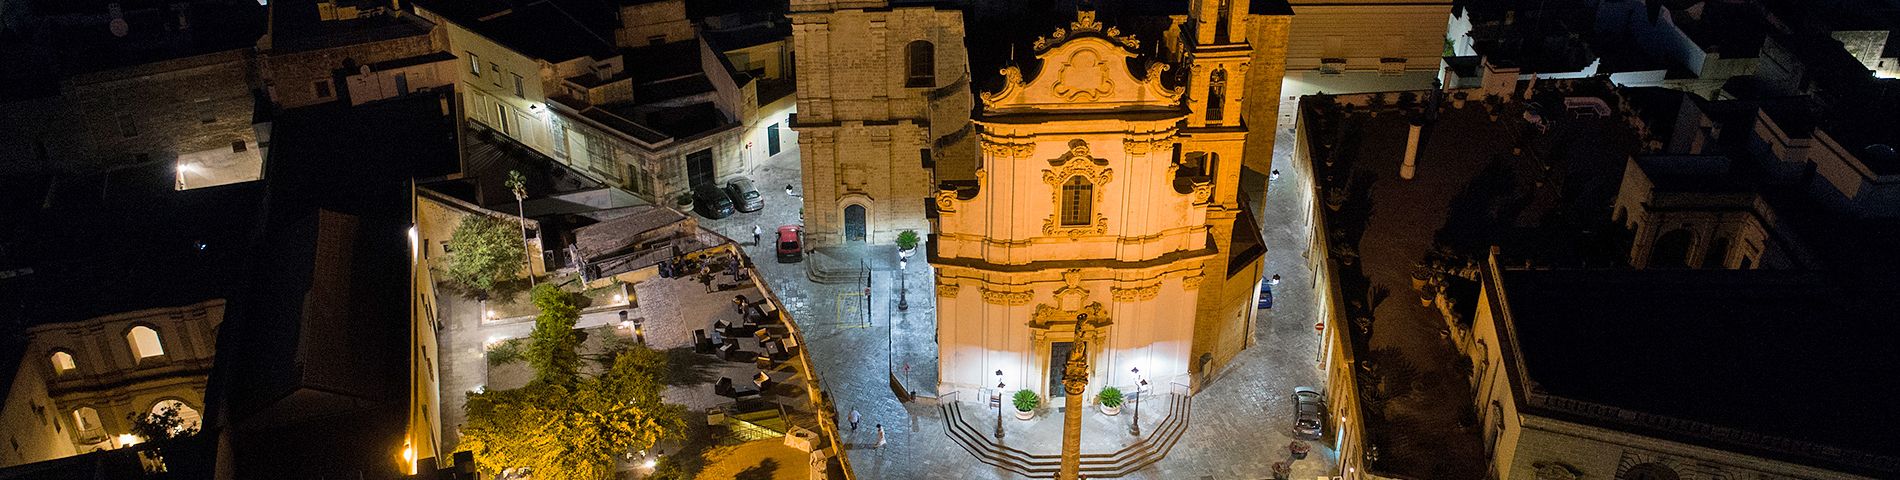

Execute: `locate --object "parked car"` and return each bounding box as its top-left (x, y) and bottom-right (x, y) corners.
top-left (775, 225), bottom-right (804, 263)
top-left (692, 184), bottom-right (735, 219)
top-left (724, 178), bottom-right (764, 213)
top-left (1293, 386), bottom-right (1325, 440)
top-left (1257, 280), bottom-right (1275, 309)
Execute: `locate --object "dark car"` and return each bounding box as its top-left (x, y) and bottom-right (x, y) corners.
top-left (692, 185), bottom-right (735, 219)
top-left (776, 225), bottom-right (803, 263)
top-left (1257, 280), bottom-right (1274, 309)
top-left (1293, 386), bottom-right (1325, 440)
top-left (724, 178), bottom-right (764, 213)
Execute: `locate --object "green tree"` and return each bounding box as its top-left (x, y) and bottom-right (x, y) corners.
top-left (444, 215), bottom-right (526, 295)
top-left (461, 284), bottom-right (684, 479)
top-left (127, 403), bottom-right (200, 467)
top-left (526, 283), bottom-right (581, 387)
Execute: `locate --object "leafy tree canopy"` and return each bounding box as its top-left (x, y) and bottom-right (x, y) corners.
top-left (444, 215), bottom-right (526, 295)
top-left (461, 348), bottom-right (684, 480)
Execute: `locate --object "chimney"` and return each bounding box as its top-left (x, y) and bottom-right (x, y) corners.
top-left (1400, 118), bottom-right (1423, 180)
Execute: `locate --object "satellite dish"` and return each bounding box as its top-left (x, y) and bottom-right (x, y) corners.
top-left (360, 64), bottom-right (372, 76)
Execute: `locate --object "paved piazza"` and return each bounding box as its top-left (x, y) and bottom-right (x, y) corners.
top-left (694, 121), bottom-right (1342, 479)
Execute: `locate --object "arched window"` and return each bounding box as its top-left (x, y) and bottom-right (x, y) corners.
top-left (151, 400), bottom-right (203, 435)
top-left (127, 326), bottom-right (164, 359)
top-left (1060, 176), bottom-right (1093, 226)
top-left (50, 351), bottom-right (76, 375)
top-left (906, 41), bottom-right (935, 88)
top-left (1621, 463), bottom-right (1680, 480)
top-left (1206, 68), bottom-right (1227, 123)
top-left (1650, 229), bottom-right (1694, 269)
top-left (72, 407), bottom-right (103, 439)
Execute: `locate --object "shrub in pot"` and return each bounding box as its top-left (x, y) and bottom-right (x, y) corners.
top-left (1012, 389), bottom-right (1039, 420)
top-left (1097, 386), bottom-right (1123, 415)
top-left (1289, 440), bottom-right (1311, 460)
top-left (895, 229), bottom-right (921, 254)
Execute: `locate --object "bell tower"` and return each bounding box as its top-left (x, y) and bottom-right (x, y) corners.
top-left (1179, 0), bottom-right (1261, 385)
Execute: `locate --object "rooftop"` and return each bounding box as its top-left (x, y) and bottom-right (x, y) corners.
top-left (266, 2), bottom-right (435, 54)
top-left (414, 0), bottom-right (617, 62)
top-left (1497, 268), bottom-right (1900, 474)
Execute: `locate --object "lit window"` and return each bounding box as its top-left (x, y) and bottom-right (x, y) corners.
top-left (468, 52), bottom-right (480, 75)
top-left (513, 73), bottom-right (525, 97)
top-left (127, 326), bottom-right (164, 359)
top-left (1060, 176), bottom-right (1093, 226)
top-left (73, 407), bottom-right (101, 433)
top-left (50, 351), bottom-right (76, 374)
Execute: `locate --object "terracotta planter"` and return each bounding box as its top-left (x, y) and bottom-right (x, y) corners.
top-left (1099, 403), bottom-right (1121, 416)
top-left (1015, 409), bottom-right (1035, 420)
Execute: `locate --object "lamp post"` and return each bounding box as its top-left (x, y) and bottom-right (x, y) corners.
top-left (897, 257), bottom-right (909, 311)
top-left (1129, 367), bottom-right (1143, 436)
top-left (994, 369), bottom-right (1006, 440)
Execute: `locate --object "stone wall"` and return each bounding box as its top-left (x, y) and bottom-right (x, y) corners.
top-left (0, 49), bottom-right (257, 175)
top-left (265, 30), bottom-right (441, 110)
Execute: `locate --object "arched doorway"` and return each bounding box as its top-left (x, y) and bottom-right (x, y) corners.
top-left (844, 204), bottom-right (866, 242)
top-left (151, 399), bottom-right (202, 435)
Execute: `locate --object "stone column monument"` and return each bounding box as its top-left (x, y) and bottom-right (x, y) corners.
top-left (1059, 314), bottom-right (1090, 480)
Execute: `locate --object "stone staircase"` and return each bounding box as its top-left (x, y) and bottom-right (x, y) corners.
top-left (938, 394), bottom-right (1193, 478)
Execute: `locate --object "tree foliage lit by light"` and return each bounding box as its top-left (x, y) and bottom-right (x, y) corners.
top-left (459, 284), bottom-right (684, 479)
top-left (443, 215), bottom-right (525, 295)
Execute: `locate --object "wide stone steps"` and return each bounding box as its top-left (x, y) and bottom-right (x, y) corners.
top-left (938, 393), bottom-right (1193, 478)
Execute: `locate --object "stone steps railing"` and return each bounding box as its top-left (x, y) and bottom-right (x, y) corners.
top-left (937, 393), bottom-right (1193, 478)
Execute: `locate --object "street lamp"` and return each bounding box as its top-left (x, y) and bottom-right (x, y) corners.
top-left (1130, 367), bottom-right (1148, 436)
top-left (896, 257), bottom-right (909, 311)
top-left (994, 369), bottom-right (1006, 440)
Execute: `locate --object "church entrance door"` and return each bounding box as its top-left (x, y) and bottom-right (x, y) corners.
top-left (687, 149), bottom-right (714, 187)
top-left (1048, 341), bottom-right (1074, 398)
top-left (844, 204), bottom-right (866, 242)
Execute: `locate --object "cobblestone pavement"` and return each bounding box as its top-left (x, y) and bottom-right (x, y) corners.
top-left (692, 111), bottom-right (1348, 479)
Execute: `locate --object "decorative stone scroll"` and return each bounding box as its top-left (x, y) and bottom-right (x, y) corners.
top-left (1181, 273), bottom-right (1205, 290)
top-left (1110, 283), bottom-right (1161, 302)
top-left (980, 286), bottom-right (1033, 306)
top-left (936, 279), bottom-right (960, 298)
top-left (980, 138), bottom-right (1036, 159)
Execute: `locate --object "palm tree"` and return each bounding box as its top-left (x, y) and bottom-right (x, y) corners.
top-left (505, 170), bottom-right (536, 287)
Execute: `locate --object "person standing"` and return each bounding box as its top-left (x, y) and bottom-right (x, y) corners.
top-left (753, 224), bottom-right (762, 246)
top-left (849, 409), bottom-right (861, 432)
top-left (875, 424), bottom-right (885, 449)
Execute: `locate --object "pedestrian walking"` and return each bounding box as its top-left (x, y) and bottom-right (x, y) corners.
top-left (733, 295), bottom-right (749, 316)
top-left (752, 224), bottom-right (762, 245)
top-left (1270, 169), bottom-right (1281, 181)
top-left (875, 424), bottom-right (885, 448)
top-left (785, 184), bottom-right (797, 197)
top-left (849, 409), bottom-right (861, 431)
top-left (697, 272), bottom-right (715, 293)
top-left (1268, 274), bottom-right (1281, 286)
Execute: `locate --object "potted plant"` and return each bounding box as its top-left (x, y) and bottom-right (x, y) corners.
top-left (1012, 389), bottom-right (1039, 420)
top-left (1271, 461), bottom-right (1291, 480)
top-left (676, 192), bottom-right (693, 207)
top-left (1097, 386), bottom-right (1123, 415)
top-left (895, 230), bottom-right (921, 258)
top-left (1289, 440), bottom-right (1311, 460)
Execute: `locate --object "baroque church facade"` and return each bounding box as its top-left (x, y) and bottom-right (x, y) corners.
top-left (792, 0), bottom-right (1285, 402)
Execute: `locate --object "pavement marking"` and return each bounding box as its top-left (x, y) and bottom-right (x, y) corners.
top-left (833, 290), bottom-right (870, 329)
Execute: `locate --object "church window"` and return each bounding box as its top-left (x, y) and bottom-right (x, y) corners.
top-left (1206, 68), bottom-right (1227, 124)
top-left (1215, 0), bottom-right (1231, 43)
top-left (127, 326), bottom-right (164, 360)
top-left (50, 351), bottom-right (76, 375)
top-left (1060, 176), bottom-right (1093, 226)
top-left (906, 41), bottom-right (935, 88)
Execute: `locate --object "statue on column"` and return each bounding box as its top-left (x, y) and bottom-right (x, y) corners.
top-left (1058, 314), bottom-right (1090, 479)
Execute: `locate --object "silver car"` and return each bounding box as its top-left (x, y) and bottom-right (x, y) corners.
top-left (1293, 386), bottom-right (1325, 440)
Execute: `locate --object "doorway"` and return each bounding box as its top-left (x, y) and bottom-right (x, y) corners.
top-left (1048, 341), bottom-right (1074, 398)
top-left (687, 148), bottom-right (714, 187)
top-left (767, 123), bottom-right (782, 156)
top-left (395, 73), bottom-right (410, 95)
top-left (844, 204), bottom-right (866, 242)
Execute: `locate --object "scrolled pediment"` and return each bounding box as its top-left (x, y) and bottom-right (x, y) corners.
top-left (980, 11), bottom-right (1183, 112)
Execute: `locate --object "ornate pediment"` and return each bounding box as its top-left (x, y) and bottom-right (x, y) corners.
top-left (981, 11), bottom-right (1183, 112)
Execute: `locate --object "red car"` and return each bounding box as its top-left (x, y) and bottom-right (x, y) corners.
top-left (775, 225), bottom-right (803, 263)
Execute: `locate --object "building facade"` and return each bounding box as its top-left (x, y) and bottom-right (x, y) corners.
top-left (931, 7), bottom-right (1267, 403)
top-left (1281, 0), bottom-right (1450, 96)
top-left (788, 0), bottom-right (972, 247)
top-left (0, 300), bottom-right (222, 468)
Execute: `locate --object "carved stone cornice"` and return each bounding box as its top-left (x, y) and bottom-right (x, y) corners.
top-left (1181, 273), bottom-right (1206, 290)
top-left (1110, 283), bottom-right (1161, 302)
top-left (1122, 135), bottom-right (1174, 156)
top-left (980, 137), bottom-right (1036, 159)
top-left (1026, 301), bottom-right (1111, 331)
top-left (934, 188), bottom-right (960, 213)
top-left (1031, 11), bottom-right (1140, 53)
top-left (980, 286), bottom-right (1032, 306)
top-left (1191, 181), bottom-right (1214, 205)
